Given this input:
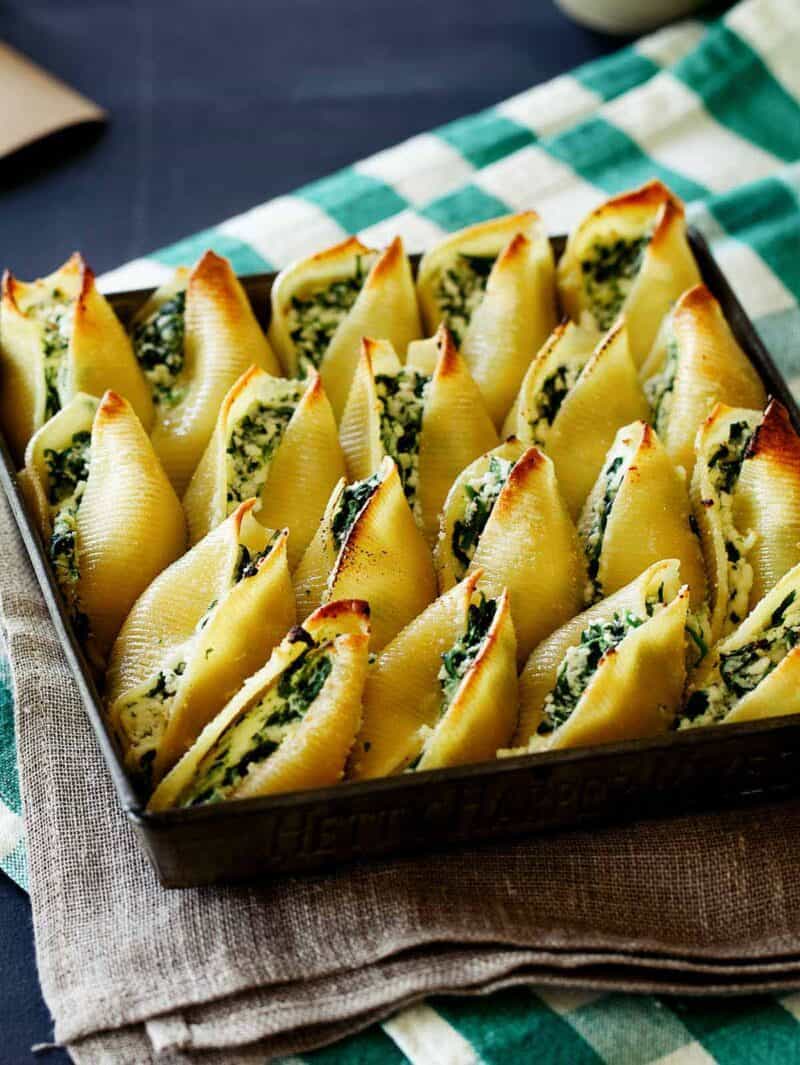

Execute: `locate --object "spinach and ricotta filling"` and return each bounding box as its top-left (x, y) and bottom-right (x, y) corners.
top-left (287, 257), bottom-right (367, 377)
top-left (680, 590), bottom-right (800, 728)
top-left (225, 383), bottom-right (305, 510)
top-left (645, 334), bottom-right (679, 436)
top-left (26, 288), bottom-right (74, 419)
top-left (331, 471), bottom-right (382, 551)
top-left (438, 594), bottom-right (496, 709)
top-left (706, 419), bottom-right (756, 629)
top-left (132, 290), bottom-right (187, 408)
top-left (538, 610), bottom-right (646, 736)
top-left (527, 361), bottom-right (586, 446)
top-left (116, 659), bottom-right (187, 792)
top-left (580, 234), bottom-right (649, 331)
top-left (179, 634), bottom-right (334, 806)
top-left (45, 431), bottom-right (92, 642)
top-left (233, 533), bottom-right (280, 583)
top-left (451, 455), bottom-right (514, 580)
top-left (435, 252), bottom-right (496, 348)
top-left (375, 369), bottom-right (430, 517)
top-left (581, 438), bottom-right (635, 602)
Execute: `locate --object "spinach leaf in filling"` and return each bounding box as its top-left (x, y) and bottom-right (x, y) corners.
top-left (46, 432), bottom-right (92, 642)
top-left (527, 361), bottom-right (585, 446)
top-left (118, 660), bottom-right (187, 793)
top-left (645, 335), bottom-right (679, 435)
top-left (180, 641), bottom-right (333, 806)
top-left (44, 430), bottom-right (91, 505)
top-left (582, 445), bottom-right (631, 602)
top-left (435, 252), bottom-right (495, 348)
top-left (225, 385), bottom-right (304, 509)
top-left (133, 290), bottom-right (187, 407)
top-left (438, 594), bottom-right (497, 709)
top-left (331, 471), bottom-right (382, 551)
top-left (287, 257), bottom-right (366, 376)
top-left (580, 235), bottom-right (649, 331)
top-left (538, 611), bottom-right (645, 735)
top-left (681, 590), bottom-right (800, 727)
top-left (27, 288), bottom-right (73, 419)
top-left (233, 534), bottom-right (280, 583)
top-left (451, 455), bottom-right (514, 580)
top-left (375, 369), bottom-right (429, 514)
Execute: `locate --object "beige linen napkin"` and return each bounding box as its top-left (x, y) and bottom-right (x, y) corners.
top-left (4, 491), bottom-right (800, 1064)
top-left (0, 42), bottom-right (105, 160)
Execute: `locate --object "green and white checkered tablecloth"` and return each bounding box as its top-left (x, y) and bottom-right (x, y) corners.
top-left (5, 0), bottom-right (800, 1059)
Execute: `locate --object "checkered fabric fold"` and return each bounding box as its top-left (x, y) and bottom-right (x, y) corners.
top-left (4, 0), bottom-right (800, 1059)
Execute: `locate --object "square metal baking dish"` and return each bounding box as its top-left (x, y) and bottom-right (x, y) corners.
top-left (3, 230), bottom-right (800, 888)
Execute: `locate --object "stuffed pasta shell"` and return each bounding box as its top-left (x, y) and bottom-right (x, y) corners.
top-left (148, 599), bottom-right (370, 810)
top-left (107, 506), bottom-right (296, 790)
top-left (513, 560), bottom-right (689, 751)
top-left (294, 456), bottom-right (437, 650)
top-left (350, 576), bottom-right (517, 778)
top-left (183, 365), bottom-right (345, 564)
top-left (416, 212), bottom-right (557, 426)
top-left (0, 253), bottom-right (152, 464)
top-left (578, 420), bottom-right (707, 607)
top-left (131, 250), bottom-right (280, 494)
top-left (691, 399), bottom-right (800, 645)
top-left (679, 561), bottom-right (800, 729)
top-left (641, 284), bottom-right (766, 477)
top-left (339, 327), bottom-right (498, 542)
top-left (268, 236), bottom-right (422, 419)
top-left (435, 440), bottom-right (584, 662)
top-left (19, 391), bottom-right (186, 666)
top-left (558, 180), bottom-right (700, 366)
top-left (503, 319), bottom-right (649, 517)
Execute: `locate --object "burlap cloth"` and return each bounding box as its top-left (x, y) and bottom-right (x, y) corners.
top-left (3, 494), bottom-right (800, 1064)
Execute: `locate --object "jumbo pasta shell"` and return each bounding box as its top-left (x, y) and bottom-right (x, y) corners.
top-left (0, 254), bottom-right (153, 463)
top-left (141, 251), bottom-right (280, 494)
top-left (417, 212), bottom-right (557, 426)
top-left (579, 420), bottom-right (707, 605)
top-left (147, 599), bottom-right (370, 810)
top-left (558, 180), bottom-right (700, 366)
top-left (183, 364), bottom-right (344, 566)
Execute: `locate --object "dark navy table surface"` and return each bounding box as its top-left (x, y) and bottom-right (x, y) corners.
top-left (1, 2), bottom-right (623, 1060)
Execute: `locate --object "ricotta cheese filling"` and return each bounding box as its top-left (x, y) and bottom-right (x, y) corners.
top-left (26, 288), bottom-right (74, 419)
top-left (330, 470), bottom-right (382, 551)
top-left (438, 594), bottom-right (496, 710)
top-left (680, 589), bottom-right (800, 728)
top-left (375, 369), bottom-right (430, 519)
top-left (178, 633), bottom-right (334, 806)
top-left (286, 257), bottom-right (367, 377)
top-left (538, 610), bottom-right (646, 735)
top-left (527, 360), bottom-right (586, 447)
top-left (435, 252), bottom-right (496, 348)
top-left (645, 334), bottom-right (679, 436)
top-left (706, 418), bottom-right (757, 630)
top-left (580, 233), bottom-right (649, 331)
top-left (225, 383), bottom-right (305, 510)
top-left (581, 436), bottom-right (636, 602)
top-left (132, 290), bottom-right (187, 408)
top-left (45, 431), bottom-right (92, 643)
top-left (451, 455), bottom-right (514, 581)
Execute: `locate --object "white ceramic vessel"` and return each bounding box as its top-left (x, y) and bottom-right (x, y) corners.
top-left (554, 0), bottom-right (705, 35)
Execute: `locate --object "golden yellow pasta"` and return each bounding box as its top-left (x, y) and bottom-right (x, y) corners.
top-left (148, 598), bottom-right (370, 810)
top-left (513, 559), bottom-right (689, 751)
top-left (350, 574), bottom-right (517, 778)
top-left (435, 440), bottom-right (584, 663)
top-left (339, 327), bottom-right (498, 543)
top-left (558, 179), bottom-right (701, 366)
top-left (503, 319), bottom-right (648, 517)
top-left (131, 250), bottom-right (280, 494)
top-left (106, 505), bottom-right (296, 790)
top-left (19, 390), bottom-right (186, 666)
top-left (679, 561), bottom-right (800, 728)
top-left (691, 399), bottom-right (800, 646)
top-left (641, 284), bottom-right (766, 478)
top-left (416, 212), bottom-right (557, 425)
top-left (268, 236), bottom-right (422, 419)
top-left (294, 456), bottom-right (437, 650)
top-left (182, 364), bottom-right (345, 565)
top-left (578, 420), bottom-right (707, 606)
top-left (0, 253), bottom-right (153, 464)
